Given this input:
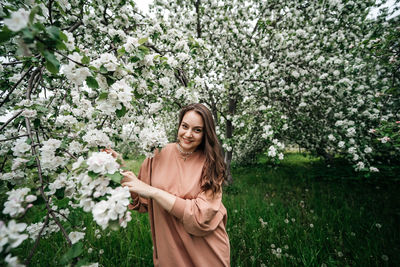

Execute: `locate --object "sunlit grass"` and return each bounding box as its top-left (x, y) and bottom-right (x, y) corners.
top-left (9, 153), bottom-right (400, 266)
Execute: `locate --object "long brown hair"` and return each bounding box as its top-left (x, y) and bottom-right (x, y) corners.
top-left (178, 103), bottom-right (226, 195)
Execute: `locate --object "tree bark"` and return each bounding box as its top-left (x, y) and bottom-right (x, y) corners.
top-left (224, 91), bottom-right (236, 184)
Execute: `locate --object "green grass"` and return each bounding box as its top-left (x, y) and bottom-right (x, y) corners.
top-left (7, 153), bottom-right (400, 266)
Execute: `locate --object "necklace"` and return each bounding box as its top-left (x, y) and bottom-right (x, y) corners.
top-left (176, 143), bottom-right (193, 161)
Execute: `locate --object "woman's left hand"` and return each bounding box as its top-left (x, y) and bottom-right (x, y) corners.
top-left (120, 170), bottom-right (153, 198)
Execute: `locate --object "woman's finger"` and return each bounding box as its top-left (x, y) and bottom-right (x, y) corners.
top-left (120, 170), bottom-right (135, 176)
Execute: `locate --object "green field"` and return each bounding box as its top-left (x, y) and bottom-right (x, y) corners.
top-left (10, 153), bottom-right (400, 266)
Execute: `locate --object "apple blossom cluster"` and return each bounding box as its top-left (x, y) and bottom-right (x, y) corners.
top-left (3, 188), bottom-right (37, 218)
top-left (86, 152), bottom-right (120, 175)
top-left (137, 119), bottom-right (169, 158)
top-left (39, 139), bottom-right (67, 172)
top-left (3, 8), bottom-right (29, 32)
top-left (120, 117), bottom-right (169, 157)
top-left (82, 129), bottom-right (113, 148)
top-left (91, 187), bottom-right (132, 230)
top-left (12, 138), bottom-right (31, 157)
top-left (26, 207), bottom-right (71, 240)
top-left (0, 220), bottom-right (28, 266)
top-left (66, 152), bottom-right (132, 229)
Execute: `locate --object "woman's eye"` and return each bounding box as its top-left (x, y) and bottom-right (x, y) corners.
top-left (195, 129), bottom-right (202, 133)
top-left (182, 124), bottom-right (188, 129)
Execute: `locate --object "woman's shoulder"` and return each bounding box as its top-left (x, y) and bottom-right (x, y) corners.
top-left (162, 143), bottom-right (176, 152)
top-left (154, 143), bottom-right (176, 157)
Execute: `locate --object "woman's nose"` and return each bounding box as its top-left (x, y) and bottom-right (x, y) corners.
top-left (185, 130), bottom-right (193, 137)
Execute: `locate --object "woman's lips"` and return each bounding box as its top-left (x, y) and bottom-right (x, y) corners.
top-left (182, 138), bottom-right (192, 144)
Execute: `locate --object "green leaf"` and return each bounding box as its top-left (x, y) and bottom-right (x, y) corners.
top-left (81, 55), bottom-right (90, 65)
top-left (138, 37), bottom-right (148, 45)
top-left (32, 195), bottom-right (46, 206)
top-left (138, 45), bottom-right (149, 54)
top-left (60, 242), bottom-right (84, 265)
top-left (22, 28), bottom-right (34, 43)
top-left (26, 156), bottom-right (36, 167)
top-left (100, 65), bottom-right (108, 74)
top-left (117, 47), bottom-right (126, 57)
top-left (88, 171), bottom-right (99, 179)
top-left (43, 50), bottom-right (60, 74)
top-left (33, 22), bottom-right (45, 32)
top-left (33, 118), bottom-right (41, 128)
top-left (106, 172), bottom-right (123, 184)
top-left (106, 76), bottom-right (116, 86)
top-left (129, 56), bottom-right (140, 63)
top-left (98, 91), bottom-right (108, 100)
top-left (56, 40), bottom-right (67, 50)
top-left (86, 76), bottom-right (99, 89)
top-left (116, 104), bottom-right (127, 118)
top-left (55, 188), bottom-right (65, 199)
top-left (36, 105), bottom-right (48, 113)
top-left (0, 26), bottom-right (14, 43)
top-left (59, 31), bottom-right (68, 42)
top-left (46, 26), bottom-right (61, 40)
top-left (29, 6), bottom-right (41, 23)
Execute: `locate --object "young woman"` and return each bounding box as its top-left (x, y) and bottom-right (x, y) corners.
top-left (106, 103), bottom-right (230, 266)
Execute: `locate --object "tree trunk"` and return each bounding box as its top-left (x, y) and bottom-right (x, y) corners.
top-left (224, 93), bottom-right (236, 185)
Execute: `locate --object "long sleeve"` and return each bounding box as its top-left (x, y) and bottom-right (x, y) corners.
top-left (128, 157), bottom-right (152, 213)
top-left (169, 189), bottom-right (227, 237)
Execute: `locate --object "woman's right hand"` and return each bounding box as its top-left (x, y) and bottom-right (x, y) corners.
top-left (101, 147), bottom-right (125, 166)
top-left (102, 147), bottom-right (119, 158)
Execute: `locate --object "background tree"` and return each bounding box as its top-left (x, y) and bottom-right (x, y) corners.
top-left (152, 0), bottom-right (400, 179)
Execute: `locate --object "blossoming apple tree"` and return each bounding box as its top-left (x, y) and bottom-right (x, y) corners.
top-left (0, 0), bottom-right (202, 265)
top-left (152, 0), bottom-right (399, 179)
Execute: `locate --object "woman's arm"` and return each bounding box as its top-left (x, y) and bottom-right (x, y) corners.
top-left (121, 171), bottom-right (176, 213)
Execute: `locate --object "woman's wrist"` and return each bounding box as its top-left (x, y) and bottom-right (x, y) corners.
top-left (149, 187), bottom-right (176, 213)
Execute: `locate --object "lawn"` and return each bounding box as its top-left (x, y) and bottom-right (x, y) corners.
top-left (9, 153), bottom-right (400, 266)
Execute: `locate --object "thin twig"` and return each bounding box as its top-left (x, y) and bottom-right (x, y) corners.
top-left (50, 209), bottom-right (74, 225)
top-left (25, 68), bottom-right (73, 248)
top-left (0, 66), bottom-right (34, 108)
top-left (24, 212), bottom-right (50, 266)
top-left (64, 150), bottom-right (78, 160)
top-left (1, 61), bottom-right (23, 65)
top-left (68, 20), bottom-right (83, 32)
top-left (0, 110), bottom-right (23, 132)
top-left (0, 134), bottom-right (29, 142)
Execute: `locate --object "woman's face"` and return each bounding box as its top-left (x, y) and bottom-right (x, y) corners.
top-left (178, 110), bottom-right (204, 153)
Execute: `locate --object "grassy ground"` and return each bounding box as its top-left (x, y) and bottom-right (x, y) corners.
top-left (9, 153), bottom-right (400, 266)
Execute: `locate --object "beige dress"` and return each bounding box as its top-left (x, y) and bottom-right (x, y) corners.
top-left (129, 143), bottom-right (230, 267)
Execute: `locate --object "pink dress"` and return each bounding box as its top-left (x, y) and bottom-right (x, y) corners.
top-left (129, 143), bottom-right (230, 266)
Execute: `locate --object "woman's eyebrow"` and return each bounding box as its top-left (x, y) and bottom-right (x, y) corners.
top-left (182, 121), bottom-right (203, 128)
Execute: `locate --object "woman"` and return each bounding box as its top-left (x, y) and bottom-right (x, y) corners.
top-left (107, 103), bottom-right (230, 266)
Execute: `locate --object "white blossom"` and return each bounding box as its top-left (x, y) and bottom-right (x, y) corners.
top-left (4, 8), bottom-right (30, 32)
top-left (86, 152), bottom-right (120, 175)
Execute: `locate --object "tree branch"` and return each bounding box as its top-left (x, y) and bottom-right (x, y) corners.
top-left (24, 212), bottom-right (50, 266)
top-left (0, 134), bottom-right (29, 142)
top-left (195, 0), bottom-right (202, 38)
top-left (0, 110), bottom-right (23, 132)
top-left (0, 66), bottom-right (34, 109)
